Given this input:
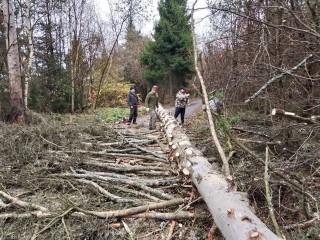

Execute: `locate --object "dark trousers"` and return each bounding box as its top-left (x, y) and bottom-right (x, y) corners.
top-left (174, 107), bottom-right (186, 124)
top-left (129, 107), bottom-right (138, 123)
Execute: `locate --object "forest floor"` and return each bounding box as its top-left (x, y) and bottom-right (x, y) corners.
top-left (0, 103), bottom-right (216, 240)
top-left (0, 102), bottom-right (319, 240)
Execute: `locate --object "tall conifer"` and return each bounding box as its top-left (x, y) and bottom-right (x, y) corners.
top-left (141, 0), bottom-right (194, 98)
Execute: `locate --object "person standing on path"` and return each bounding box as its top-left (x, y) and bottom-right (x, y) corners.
top-left (174, 87), bottom-right (190, 125)
top-left (145, 85), bottom-right (159, 130)
top-left (127, 86), bottom-right (139, 125)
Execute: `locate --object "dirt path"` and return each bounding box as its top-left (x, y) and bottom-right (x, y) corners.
top-left (124, 98), bottom-right (202, 129)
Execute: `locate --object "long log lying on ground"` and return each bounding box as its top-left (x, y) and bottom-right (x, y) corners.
top-left (156, 105), bottom-right (282, 240)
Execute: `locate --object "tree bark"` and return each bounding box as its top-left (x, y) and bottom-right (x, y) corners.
top-left (156, 104), bottom-right (282, 240)
top-left (3, 0), bottom-right (25, 123)
top-left (24, 0), bottom-right (35, 109)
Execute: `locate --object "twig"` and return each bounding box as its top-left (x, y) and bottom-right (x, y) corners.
top-left (39, 134), bottom-right (63, 149)
top-left (112, 185), bottom-right (160, 201)
top-left (283, 216), bottom-right (319, 229)
top-left (36, 208), bottom-right (74, 236)
top-left (122, 220), bottom-right (135, 240)
top-left (231, 127), bottom-right (272, 139)
top-left (238, 138), bottom-right (281, 145)
top-left (190, 1), bottom-right (230, 177)
top-left (166, 220), bottom-right (177, 240)
top-left (62, 217), bottom-right (71, 240)
top-left (177, 197), bottom-right (203, 212)
top-left (264, 147), bottom-right (282, 237)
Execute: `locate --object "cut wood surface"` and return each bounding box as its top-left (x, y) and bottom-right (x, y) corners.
top-left (156, 104), bottom-right (282, 240)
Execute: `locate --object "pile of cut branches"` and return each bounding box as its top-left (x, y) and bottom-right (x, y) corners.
top-left (186, 110), bottom-right (320, 240)
top-left (0, 118), bottom-right (211, 239)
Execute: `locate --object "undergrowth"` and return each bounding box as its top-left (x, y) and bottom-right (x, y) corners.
top-left (186, 110), bottom-right (320, 240)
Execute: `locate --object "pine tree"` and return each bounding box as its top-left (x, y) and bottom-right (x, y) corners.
top-left (140, 0), bottom-right (194, 98)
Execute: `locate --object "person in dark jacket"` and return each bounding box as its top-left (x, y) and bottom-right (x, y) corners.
top-left (127, 86), bottom-right (139, 125)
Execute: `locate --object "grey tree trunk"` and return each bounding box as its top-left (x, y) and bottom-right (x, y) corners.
top-left (156, 105), bottom-right (282, 240)
top-left (3, 0), bottom-right (25, 123)
top-left (24, 0), bottom-right (35, 109)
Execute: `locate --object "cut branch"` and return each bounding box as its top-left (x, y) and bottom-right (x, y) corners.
top-left (130, 212), bottom-right (194, 220)
top-left (76, 179), bottom-right (146, 205)
top-left (55, 172), bottom-right (174, 200)
top-left (245, 54), bottom-right (313, 103)
top-left (63, 150), bottom-right (168, 163)
top-left (74, 198), bottom-right (185, 219)
top-left (0, 191), bottom-right (48, 212)
top-left (271, 108), bottom-right (320, 124)
top-left (84, 161), bottom-right (169, 172)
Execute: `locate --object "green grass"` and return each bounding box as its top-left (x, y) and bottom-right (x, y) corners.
top-left (46, 107), bottom-right (130, 124)
top-left (94, 107), bottom-right (129, 122)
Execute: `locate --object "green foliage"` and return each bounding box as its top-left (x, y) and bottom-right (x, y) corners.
top-left (28, 60), bottom-right (70, 113)
top-left (94, 108), bottom-right (129, 122)
top-left (228, 115), bottom-right (240, 125)
top-left (98, 82), bottom-right (132, 108)
top-left (214, 90), bottom-right (224, 99)
top-left (217, 115), bottom-right (240, 133)
top-left (140, 0), bottom-right (194, 87)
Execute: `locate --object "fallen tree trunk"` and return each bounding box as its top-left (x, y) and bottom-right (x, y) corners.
top-left (156, 105), bottom-right (282, 240)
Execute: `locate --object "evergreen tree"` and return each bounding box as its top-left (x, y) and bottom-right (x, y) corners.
top-left (140, 0), bottom-right (194, 98)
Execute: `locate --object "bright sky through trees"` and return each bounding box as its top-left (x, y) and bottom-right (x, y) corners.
top-left (94, 0), bottom-right (211, 41)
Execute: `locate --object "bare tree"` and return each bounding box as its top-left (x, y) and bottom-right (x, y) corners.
top-left (3, 0), bottom-right (25, 123)
top-left (23, 0), bottom-right (35, 109)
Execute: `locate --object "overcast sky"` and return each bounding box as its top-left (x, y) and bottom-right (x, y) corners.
top-left (94, 0), bottom-right (211, 43)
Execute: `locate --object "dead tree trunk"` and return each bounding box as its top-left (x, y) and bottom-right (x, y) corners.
top-left (156, 105), bottom-right (282, 240)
